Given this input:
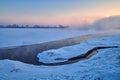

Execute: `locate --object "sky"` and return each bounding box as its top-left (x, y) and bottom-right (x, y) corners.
top-left (0, 0), bottom-right (120, 26)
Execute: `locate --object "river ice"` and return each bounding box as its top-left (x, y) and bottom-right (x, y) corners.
top-left (0, 34), bottom-right (120, 80)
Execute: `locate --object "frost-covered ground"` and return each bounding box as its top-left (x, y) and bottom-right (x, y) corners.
top-left (37, 34), bottom-right (120, 63)
top-left (0, 34), bottom-right (120, 80)
top-left (0, 28), bottom-right (116, 47)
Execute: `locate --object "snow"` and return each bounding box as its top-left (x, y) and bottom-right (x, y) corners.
top-left (0, 34), bottom-right (120, 80)
top-left (37, 43), bottom-right (95, 63)
top-left (37, 34), bottom-right (120, 63)
top-left (0, 28), bottom-right (113, 48)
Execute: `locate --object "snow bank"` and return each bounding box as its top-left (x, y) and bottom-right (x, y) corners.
top-left (37, 34), bottom-right (120, 63)
top-left (0, 34), bottom-right (120, 80)
top-left (1, 30), bottom-right (120, 65)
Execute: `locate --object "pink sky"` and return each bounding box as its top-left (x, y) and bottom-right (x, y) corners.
top-left (0, 0), bottom-right (120, 26)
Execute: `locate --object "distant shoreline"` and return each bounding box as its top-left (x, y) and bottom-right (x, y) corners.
top-left (0, 27), bottom-right (68, 29)
top-left (0, 24), bottom-right (69, 29)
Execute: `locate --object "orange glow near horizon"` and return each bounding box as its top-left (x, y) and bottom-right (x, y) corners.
top-left (0, 13), bottom-right (120, 26)
top-left (0, 0), bottom-right (120, 26)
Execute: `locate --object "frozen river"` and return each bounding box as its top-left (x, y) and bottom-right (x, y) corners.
top-left (0, 34), bottom-right (120, 80)
top-left (0, 28), bottom-right (101, 47)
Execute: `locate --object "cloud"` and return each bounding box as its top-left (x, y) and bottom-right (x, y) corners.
top-left (77, 15), bottom-right (120, 30)
top-left (92, 15), bottom-right (120, 30)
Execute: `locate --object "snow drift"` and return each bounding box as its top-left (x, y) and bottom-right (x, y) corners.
top-left (0, 34), bottom-right (120, 80)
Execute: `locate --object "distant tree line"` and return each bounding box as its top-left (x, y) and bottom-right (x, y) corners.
top-left (0, 24), bottom-right (69, 29)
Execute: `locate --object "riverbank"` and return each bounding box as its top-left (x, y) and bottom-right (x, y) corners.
top-left (0, 30), bottom-right (120, 65)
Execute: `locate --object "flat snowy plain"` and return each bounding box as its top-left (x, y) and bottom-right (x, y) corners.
top-left (0, 28), bottom-right (120, 80)
top-left (0, 28), bottom-right (112, 48)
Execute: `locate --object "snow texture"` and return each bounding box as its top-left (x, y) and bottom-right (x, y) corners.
top-left (0, 34), bottom-right (120, 80)
top-left (0, 28), bottom-right (110, 48)
top-left (37, 34), bottom-right (120, 63)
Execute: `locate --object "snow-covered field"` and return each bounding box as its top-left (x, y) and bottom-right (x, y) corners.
top-left (0, 28), bottom-right (113, 48)
top-left (37, 34), bottom-right (120, 64)
top-left (0, 34), bottom-right (120, 80)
